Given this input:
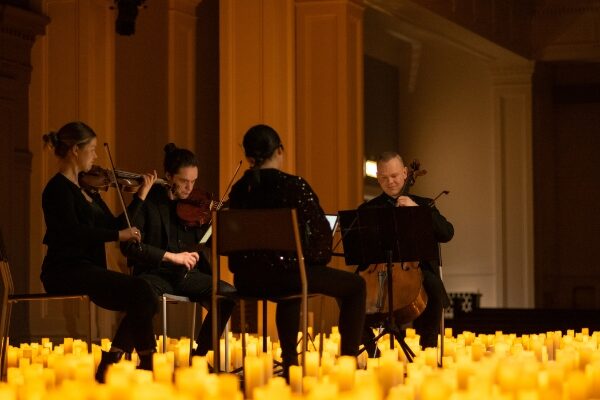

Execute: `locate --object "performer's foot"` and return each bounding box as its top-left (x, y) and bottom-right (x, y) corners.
top-left (95, 350), bottom-right (124, 383)
top-left (137, 351), bottom-right (154, 371)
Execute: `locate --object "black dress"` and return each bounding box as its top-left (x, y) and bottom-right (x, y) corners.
top-left (228, 168), bottom-right (366, 366)
top-left (41, 173), bottom-right (157, 352)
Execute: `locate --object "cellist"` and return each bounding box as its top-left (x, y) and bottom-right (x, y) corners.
top-left (359, 151), bottom-right (454, 351)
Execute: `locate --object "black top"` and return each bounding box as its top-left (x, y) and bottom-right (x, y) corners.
top-left (228, 168), bottom-right (332, 272)
top-left (41, 173), bottom-right (142, 271)
top-left (121, 184), bottom-right (210, 277)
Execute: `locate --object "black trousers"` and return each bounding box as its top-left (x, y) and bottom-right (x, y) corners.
top-left (41, 263), bottom-right (157, 352)
top-left (234, 264), bottom-right (366, 366)
top-left (139, 268), bottom-right (236, 355)
top-left (412, 269), bottom-right (444, 348)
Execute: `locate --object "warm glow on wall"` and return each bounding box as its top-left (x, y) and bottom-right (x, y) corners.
top-left (365, 160), bottom-right (377, 178)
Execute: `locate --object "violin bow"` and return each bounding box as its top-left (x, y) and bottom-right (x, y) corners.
top-left (104, 143), bottom-right (140, 249)
top-left (197, 160), bottom-right (243, 245)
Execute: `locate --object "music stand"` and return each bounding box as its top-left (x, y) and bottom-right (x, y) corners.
top-left (338, 206), bottom-right (438, 361)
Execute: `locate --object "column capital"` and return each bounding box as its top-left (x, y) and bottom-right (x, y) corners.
top-left (491, 62), bottom-right (535, 86)
top-left (0, 4), bottom-right (49, 42)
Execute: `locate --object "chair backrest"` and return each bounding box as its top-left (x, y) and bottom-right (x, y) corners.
top-left (214, 208), bottom-right (303, 255)
top-left (210, 208), bottom-right (309, 372)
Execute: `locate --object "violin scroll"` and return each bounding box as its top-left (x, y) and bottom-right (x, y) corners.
top-left (400, 159), bottom-right (427, 196)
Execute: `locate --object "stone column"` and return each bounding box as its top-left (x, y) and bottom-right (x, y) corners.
top-left (491, 63), bottom-right (535, 307)
top-left (0, 3), bottom-right (48, 340)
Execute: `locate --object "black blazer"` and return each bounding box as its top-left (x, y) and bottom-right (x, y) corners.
top-left (121, 185), bottom-right (209, 276)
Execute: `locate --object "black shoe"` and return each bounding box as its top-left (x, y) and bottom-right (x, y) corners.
top-left (138, 352), bottom-right (154, 371)
top-left (95, 350), bottom-right (124, 383)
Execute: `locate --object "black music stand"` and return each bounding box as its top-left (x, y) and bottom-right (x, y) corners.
top-left (338, 206), bottom-right (438, 362)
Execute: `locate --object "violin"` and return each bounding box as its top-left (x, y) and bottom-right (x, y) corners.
top-left (79, 165), bottom-right (168, 193)
top-left (176, 188), bottom-right (216, 227)
top-left (175, 160), bottom-right (242, 228)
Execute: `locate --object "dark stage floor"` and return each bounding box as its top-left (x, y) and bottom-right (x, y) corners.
top-left (445, 308), bottom-right (600, 335)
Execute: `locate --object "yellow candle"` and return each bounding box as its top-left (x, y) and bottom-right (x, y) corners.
top-left (420, 372), bottom-right (450, 400)
top-left (471, 342), bottom-right (484, 361)
top-left (7, 347), bottom-right (18, 368)
top-left (178, 343), bottom-right (190, 368)
top-left (424, 347), bottom-right (438, 368)
top-left (565, 370), bottom-right (589, 400)
top-left (289, 365), bottom-right (302, 394)
top-left (335, 355), bottom-right (356, 391)
top-left (261, 353), bottom-right (273, 382)
top-left (232, 341), bottom-right (243, 370)
top-left (63, 338), bottom-right (73, 354)
top-left (377, 359), bottom-right (404, 397)
top-left (305, 351), bottom-right (319, 377)
top-left (152, 353), bottom-right (173, 383)
top-left (244, 356), bottom-right (265, 399)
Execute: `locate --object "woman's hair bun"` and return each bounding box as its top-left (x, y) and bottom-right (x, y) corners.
top-left (164, 143), bottom-right (177, 154)
top-left (42, 131), bottom-right (59, 148)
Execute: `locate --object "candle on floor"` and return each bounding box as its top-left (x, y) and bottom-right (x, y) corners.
top-left (335, 355), bottom-right (356, 391)
top-left (305, 351), bottom-right (319, 377)
top-left (289, 365), bottom-right (302, 394)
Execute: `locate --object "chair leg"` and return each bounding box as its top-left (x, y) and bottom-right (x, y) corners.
top-left (1, 303), bottom-right (13, 380)
top-left (162, 295), bottom-right (167, 353)
top-left (262, 300), bottom-right (268, 353)
top-left (224, 322), bottom-right (230, 372)
top-left (301, 296), bottom-right (307, 375)
top-left (190, 302), bottom-right (197, 357)
top-left (241, 299), bottom-right (247, 360)
top-left (86, 297), bottom-right (93, 352)
top-left (0, 303), bottom-right (10, 380)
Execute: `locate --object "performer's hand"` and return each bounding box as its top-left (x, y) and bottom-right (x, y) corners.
top-left (164, 251), bottom-right (199, 270)
top-left (136, 170), bottom-right (158, 200)
top-left (119, 227), bottom-right (141, 242)
top-left (396, 195), bottom-right (418, 207)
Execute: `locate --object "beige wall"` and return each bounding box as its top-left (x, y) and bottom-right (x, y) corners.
top-left (364, 7), bottom-right (534, 307)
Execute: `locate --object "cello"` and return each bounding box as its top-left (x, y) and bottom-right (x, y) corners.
top-left (359, 159), bottom-right (428, 325)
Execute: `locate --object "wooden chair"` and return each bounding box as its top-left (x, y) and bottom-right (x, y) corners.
top-left (0, 231), bottom-right (92, 378)
top-left (211, 208), bottom-right (310, 374)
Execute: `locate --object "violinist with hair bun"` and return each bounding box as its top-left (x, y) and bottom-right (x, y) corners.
top-left (120, 143), bottom-right (235, 358)
top-left (40, 121), bottom-right (159, 382)
top-left (228, 124), bottom-right (366, 379)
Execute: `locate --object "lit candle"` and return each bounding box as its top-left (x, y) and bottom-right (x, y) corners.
top-left (244, 355), bottom-right (265, 399)
top-left (377, 359), bottom-right (404, 397)
top-left (178, 342), bottom-right (190, 368)
top-left (289, 365), bottom-right (302, 394)
top-left (420, 371), bottom-right (450, 400)
top-left (335, 355), bottom-right (356, 391)
top-left (63, 338), bottom-right (73, 354)
top-left (152, 352), bottom-right (173, 383)
top-left (7, 347), bottom-right (18, 368)
top-left (305, 351), bottom-right (319, 377)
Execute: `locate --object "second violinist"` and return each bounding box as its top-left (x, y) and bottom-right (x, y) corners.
top-left (120, 143), bottom-right (235, 358)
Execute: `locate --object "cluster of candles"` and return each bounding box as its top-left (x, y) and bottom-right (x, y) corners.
top-left (2, 327), bottom-right (600, 399)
